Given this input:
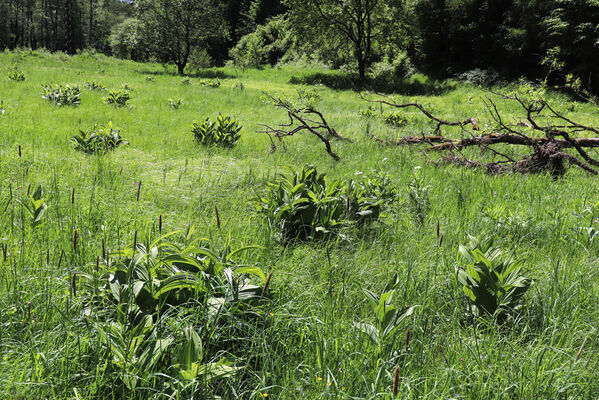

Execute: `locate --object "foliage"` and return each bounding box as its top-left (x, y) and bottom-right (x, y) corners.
top-left (229, 16), bottom-right (295, 68)
top-left (41, 83), bottom-right (81, 106)
top-left (136, 0), bottom-right (228, 74)
top-left (406, 167), bottom-right (430, 226)
top-left (457, 236), bottom-right (533, 322)
top-left (180, 77), bottom-right (192, 86)
top-left (7, 66), bottom-right (25, 81)
top-left (17, 185), bottom-right (48, 230)
top-left (0, 100), bottom-right (5, 115)
top-left (109, 18), bottom-right (146, 61)
top-left (70, 122), bottom-right (128, 154)
top-left (382, 111), bottom-right (409, 127)
top-left (354, 274), bottom-right (416, 357)
top-left (192, 115), bottom-right (242, 147)
top-left (103, 89), bottom-right (130, 107)
top-left (83, 81), bottom-right (106, 91)
top-left (199, 79), bottom-right (221, 88)
top-left (169, 98), bottom-right (183, 109)
top-left (254, 164), bottom-right (395, 242)
top-left (78, 228), bottom-right (268, 395)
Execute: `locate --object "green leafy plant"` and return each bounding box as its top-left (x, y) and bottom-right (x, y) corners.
top-left (199, 79), bottom-right (220, 88)
top-left (254, 165), bottom-right (395, 242)
top-left (103, 89), bottom-right (130, 107)
top-left (7, 66), bottom-right (25, 81)
top-left (354, 274), bottom-right (416, 357)
top-left (0, 100), bottom-right (5, 115)
top-left (406, 167), bottom-right (430, 226)
top-left (17, 185), bottom-right (48, 230)
top-left (145, 76), bottom-right (155, 82)
top-left (83, 80), bottom-right (106, 91)
top-left (358, 106), bottom-right (377, 118)
top-left (41, 84), bottom-right (81, 106)
top-left (456, 236), bottom-right (533, 322)
top-left (192, 114), bottom-right (242, 148)
top-left (383, 111), bottom-right (409, 127)
top-left (169, 97), bottom-right (183, 109)
top-left (120, 83), bottom-right (135, 91)
top-left (180, 77), bottom-right (192, 86)
top-left (70, 122), bottom-right (128, 154)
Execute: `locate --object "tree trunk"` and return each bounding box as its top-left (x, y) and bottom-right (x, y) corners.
top-left (358, 57), bottom-right (366, 80)
top-left (177, 62), bottom-right (185, 75)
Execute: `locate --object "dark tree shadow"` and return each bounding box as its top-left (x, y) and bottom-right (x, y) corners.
top-left (136, 68), bottom-right (236, 79)
top-left (289, 72), bottom-right (455, 95)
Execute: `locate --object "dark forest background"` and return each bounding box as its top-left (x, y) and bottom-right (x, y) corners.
top-left (1, 0), bottom-right (598, 91)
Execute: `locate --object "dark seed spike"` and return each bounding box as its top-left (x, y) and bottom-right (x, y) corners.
top-left (439, 234), bottom-right (444, 247)
top-left (392, 365), bottom-right (401, 396)
top-left (136, 180), bottom-right (142, 201)
top-left (436, 220), bottom-right (440, 238)
top-left (18, 145), bottom-right (21, 158)
top-left (57, 250), bottom-right (65, 269)
top-left (102, 238), bottom-right (106, 260)
top-left (159, 214), bottom-right (162, 233)
top-left (262, 271), bottom-right (273, 297)
top-left (71, 187), bottom-right (75, 205)
top-left (405, 326), bottom-right (411, 349)
top-left (133, 230), bottom-right (138, 252)
top-left (46, 249), bottom-right (49, 265)
top-left (215, 205), bottom-right (221, 230)
top-left (71, 273), bottom-right (77, 297)
top-left (73, 229), bottom-right (78, 251)
top-left (95, 256), bottom-right (99, 272)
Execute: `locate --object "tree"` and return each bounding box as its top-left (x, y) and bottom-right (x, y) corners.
top-left (285, 0), bottom-right (391, 79)
top-left (137, 0), bottom-right (227, 74)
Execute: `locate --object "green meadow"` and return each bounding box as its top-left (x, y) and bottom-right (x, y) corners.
top-left (0, 49), bottom-right (598, 399)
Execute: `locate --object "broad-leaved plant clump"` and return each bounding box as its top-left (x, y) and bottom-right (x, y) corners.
top-left (103, 89), bottom-right (130, 107)
top-left (192, 114), bottom-right (242, 147)
top-left (456, 235), bottom-right (533, 322)
top-left (199, 79), bottom-right (221, 88)
top-left (7, 66), bottom-right (25, 81)
top-left (169, 97), bottom-right (183, 109)
top-left (77, 228), bottom-right (271, 394)
top-left (83, 80), bottom-right (106, 91)
top-left (70, 121), bottom-right (128, 154)
top-left (254, 165), bottom-right (396, 243)
top-left (41, 83), bottom-right (81, 106)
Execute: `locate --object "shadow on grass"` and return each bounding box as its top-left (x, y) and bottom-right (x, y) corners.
top-left (289, 72), bottom-right (455, 95)
top-left (138, 68), bottom-right (236, 80)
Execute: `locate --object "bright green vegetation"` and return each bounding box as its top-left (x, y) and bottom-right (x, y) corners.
top-left (1, 50), bottom-right (599, 399)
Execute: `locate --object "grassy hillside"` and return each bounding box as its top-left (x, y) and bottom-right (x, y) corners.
top-left (0, 49), bottom-right (598, 399)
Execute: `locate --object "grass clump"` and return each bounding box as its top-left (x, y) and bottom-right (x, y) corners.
top-left (70, 122), bottom-right (128, 154)
top-left (103, 89), bottom-right (130, 107)
top-left (254, 164), bottom-right (395, 242)
top-left (41, 83), bottom-right (80, 106)
top-left (192, 114), bottom-right (242, 147)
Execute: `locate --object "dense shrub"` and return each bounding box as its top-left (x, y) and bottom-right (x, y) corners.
top-left (254, 165), bottom-right (395, 242)
top-left (7, 66), bottom-right (25, 81)
top-left (192, 115), bottom-right (242, 148)
top-left (70, 122), bottom-right (128, 154)
top-left (41, 84), bottom-right (81, 106)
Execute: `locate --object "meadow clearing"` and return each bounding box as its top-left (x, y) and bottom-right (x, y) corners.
top-left (0, 49), bottom-right (598, 399)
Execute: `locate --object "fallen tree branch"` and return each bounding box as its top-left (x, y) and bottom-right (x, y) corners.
top-left (260, 90), bottom-right (351, 161)
top-left (362, 89), bottom-right (599, 176)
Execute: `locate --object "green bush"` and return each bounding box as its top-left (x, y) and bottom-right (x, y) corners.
top-left (254, 165), bottom-right (395, 243)
top-left (103, 89), bottom-right (130, 107)
top-left (192, 115), bottom-right (242, 147)
top-left (383, 111), bottom-right (409, 127)
top-left (41, 83), bottom-right (81, 106)
top-left (456, 236), bottom-right (533, 322)
top-left (199, 79), bottom-right (220, 88)
top-left (70, 122), bottom-right (128, 154)
top-left (169, 97), bottom-right (183, 109)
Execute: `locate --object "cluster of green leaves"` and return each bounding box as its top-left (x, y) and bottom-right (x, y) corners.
top-left (382, 111), bottom-right (409, 127)
top-left (7, 66), bottom-right (25, 81)
top-left (70, 122), bottom-right (128, 154)
top-left (78, 229), bottom-right (269, 394)
top-left (169, 97), bottom-right (183, 109)
top-left (358, 106), bottom-right (377, 118)
top-left (199, 79), bottom-right (221, 88)
top-left (83, 80), bottom-right (106, 91)
top-left (180, 77), bottom-right (192, 86)
top-left (41, 83), bottom-right (81, 106)
top-left (254, 165), bottom-right (396, 243)
top-left (103, 89), bottom-right (130, 107)
top-left (0, 100), bottom-right (5, 115)
top-left (457, 236), bottom-right (533, 322)
top-left (406, 167), bottom-right (430, 226)
top-left (192, 115), bottom-right (242, 148)
top-left (17, 185), bottom-right (48, 230)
